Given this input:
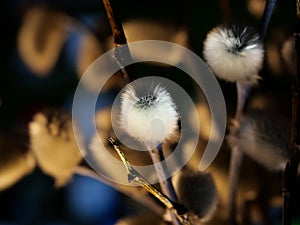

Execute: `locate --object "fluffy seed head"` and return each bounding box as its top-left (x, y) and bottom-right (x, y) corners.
top-left (203, 23), bottom-right (264, 83)
top-left (119, 79), bottom-right (179, 144)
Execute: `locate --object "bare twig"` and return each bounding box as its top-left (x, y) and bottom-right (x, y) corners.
top-left (261, 0), bottom-right (278, 40)
top-left (219, 0), bottom-right (232, 22)
top-left (282, 162), bottom-right (293, 225)
top-left (227, 1), bottom-right (279, 223)
top-left (235, 82), bottom-right (253, 120)
top-left (108, 138), bottom-right (190, 225)
top-left (282, 1), bottom-right (300, 224)
top-left (293, 0), bottom-right (300, 180)
top-left (102, 0), bottom-right (136, 81)
top-left (147, 144), bottom-right (182, 225)
top-left (147, 145), bottom-right (179, 204)
top-left (102, 0), bottom-right (126, 45)
top-left (228, 81), bottom-right (255, 224)
top-left (294, 0), bottom-right (300, 153)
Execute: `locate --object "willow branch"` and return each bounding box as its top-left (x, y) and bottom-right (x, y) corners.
top-left (147, 144), bottom-right (183, 225)
top-left (292, 0), bottom-right (300, 169)
top-left (108, 138), bottom-right (190, 225)
top-left (282, 2), bottom-right (300, 225)
top-left (261, 0), bottom-right (278, 40)
top-left (102, 0), bottom-right (136, 81)
top-left (227, 1), bottom-right (279, 222)
top-left (219, 0), bottom-right (232, 22)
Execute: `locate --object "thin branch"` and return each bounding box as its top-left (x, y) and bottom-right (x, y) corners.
top-left (292, 0), bottom-right (300, 173)
top-left (235, 82), bottom-right (253, 120)
top-left (108, 138), bottom-right (190, 225)
top-left (147, 144), bottom-right (183, 225)
top-left (226, 1), bottom-right (279, 222)
top-left (282, 1), bottom-right (300, 225)
top-left (282, 162), bottom-right (293, 225)
top-left (219, 0), bottom-right (232, 22)
top-left (147, 145), bottom-right (179, 204)
top-left (227, 81), bottom-right (253, 224)
top-left (102, 0), bottom-right (136, 81)
top-left (261, 0), bottom-right (278, 40)
top-left (102, 0), bottom-right (127, 45)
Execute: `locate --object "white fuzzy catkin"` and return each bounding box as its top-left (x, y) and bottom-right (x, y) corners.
top-left (120, 80), bottom-right (179, 144)
top-left (227, 109), bottom-right (291, 171)
top-left (203, 24), bottom-right (264, 83)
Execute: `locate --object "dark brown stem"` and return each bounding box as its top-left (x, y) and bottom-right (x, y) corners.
top-left (282, 162), bottom-right (293, 225)
top-left (282, 1), bottom-right (300, 225)
top-left (102, 0), bottom-right (136, 81)
top-left (219, 0), bottom-right (232, 23)
top-left (102, 0), bottom-right (127, 45)
top-left (293, 0), bottom-right (300, 162)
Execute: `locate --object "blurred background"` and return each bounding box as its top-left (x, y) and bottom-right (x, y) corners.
top-left (0, 0), bottom-right (299, 225)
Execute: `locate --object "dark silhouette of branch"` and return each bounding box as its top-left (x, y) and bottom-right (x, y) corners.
top-left (102, 0), bottom-right (136, 81)
top-left (282, 1), bottom-right (300, 225)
